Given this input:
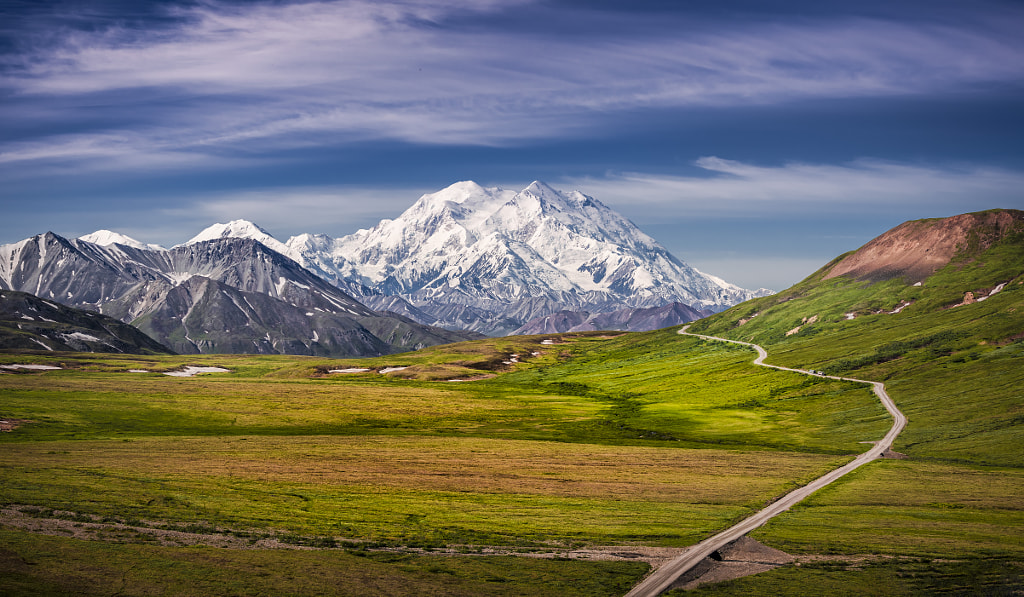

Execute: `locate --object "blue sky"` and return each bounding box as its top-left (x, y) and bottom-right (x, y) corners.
top-left (1, 0), bottom-right (1023, 291)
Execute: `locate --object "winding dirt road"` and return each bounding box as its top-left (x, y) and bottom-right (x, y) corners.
top-left (624, 326), bottom-right (907, 597)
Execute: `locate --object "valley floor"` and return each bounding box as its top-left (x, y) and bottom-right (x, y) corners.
top-left (1, 327), bottom-right (1021, 595)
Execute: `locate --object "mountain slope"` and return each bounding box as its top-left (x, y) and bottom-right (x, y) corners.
top-left (0, 233), bottom-right (479, 356)
top-left (823, 209), bottom-right (1022, 283)
top-left (0, 290), bottom-right (172, 354)
top-left (689, 208), bottom-right (1024, 466)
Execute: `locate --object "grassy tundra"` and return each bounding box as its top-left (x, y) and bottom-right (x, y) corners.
top-left (1, 321), bottom-right (1020, 594)
top-left (1, 329), bottom-right (879, 596)
top-left (2, 215), bottom-right (1023, 595)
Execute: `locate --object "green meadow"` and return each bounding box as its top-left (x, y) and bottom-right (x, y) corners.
top-left (3, 235), bottom-right (1023, 597)
top-left (2, 329), bottom-right (884, 595)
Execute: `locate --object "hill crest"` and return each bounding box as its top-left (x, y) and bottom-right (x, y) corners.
top-left (824, 209), bottom-right (1024, 283)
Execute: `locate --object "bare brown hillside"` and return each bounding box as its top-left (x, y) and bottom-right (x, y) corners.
top-left (824, 209), bottom-right (1024, 283)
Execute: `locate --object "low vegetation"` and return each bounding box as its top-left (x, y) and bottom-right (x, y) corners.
top-left (1, 217), bottom-right (1021, 594)
top-left (680, 214), bottom-right (1024, 594)
top-left (0, 328), bottom-right (884, 594)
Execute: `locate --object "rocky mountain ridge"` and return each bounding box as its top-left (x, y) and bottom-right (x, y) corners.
top-left (512, 302), bottom-right (710, 335)
top-left (0, 181), bottom-right (772, 345)
top-left (0, 233), bottom-right (478, 356)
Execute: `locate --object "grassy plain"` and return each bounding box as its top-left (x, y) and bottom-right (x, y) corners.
top-left (1, 329), bottom-right (888, 594)
top-left (0, 528), bottom-right (648, 597)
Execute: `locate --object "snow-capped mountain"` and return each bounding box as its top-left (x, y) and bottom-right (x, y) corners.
top-left (1, 180), bottom-right (770, 341)
top-left (78, 230), bottom-right (165, 251)
top-left (0, 232), bottom-right (478, 356)
top-left (184, 181), bottom-right (770, 334)
top-left (184, 220), bottom-right (298, 261)
top-left (298, 181), bottom-right (770, 333)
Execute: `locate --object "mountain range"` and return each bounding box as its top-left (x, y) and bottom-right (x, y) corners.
top-left (512, 301), bottom-right (710, 335)
top-left (0, 233), bottom-right (477, 356)
top-left (0, 181), bottom-right (770, 354)
top-left (187, 181), bottom-right (770, 334)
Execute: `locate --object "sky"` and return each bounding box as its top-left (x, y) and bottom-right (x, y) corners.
top-left (1, 0), bottom-right (1023, 292)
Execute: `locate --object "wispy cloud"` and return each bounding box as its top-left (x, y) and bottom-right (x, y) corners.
top-left (120, 158), bottom-right (1024, 246)
top-left (566, 158), bottom-right (1024, 216)
top-left (2, 0), bottom-right (1023, 166)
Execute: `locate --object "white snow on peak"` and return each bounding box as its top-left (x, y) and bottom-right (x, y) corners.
top-left (272, 180), bottom-right (768, 311)
top-left (184, 219), bottom-right (300, 261)
top-left (79, 230), bottom-right (165, 251)
top-left (186, 219), bottom-right (275, 245)
top-left (425, 180), bottom-right (490, 204)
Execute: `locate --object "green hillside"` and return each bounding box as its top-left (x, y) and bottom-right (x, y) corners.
top-left (690, 209), bottom-right (1024, 467)
top-left (678, 209), bottom-right (1024, 595)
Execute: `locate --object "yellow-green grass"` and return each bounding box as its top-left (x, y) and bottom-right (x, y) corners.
top-left (5, 322), bottom-right (1015, 593)
top-left (0, 528), bottom-right (648, 597)
top-left (0, 329), bottom-right (895, 553)
top-left (0, 368), bottom-right (608, 442)
top-left (674, 557), bottom-right (1023, 596)
top-left (766, 329), bottom-right (1024, 467)
top-left (0, 330), bottom-right (890, 455)
top-left (677, 462), bottom-right (1024, 595)
top-left (0, 435), bottom-right (846, 547)
top-left (748, 460), bottom-right (1024, 558)
top-left (690, 238), bottom-right (1024, 468)
top-left (503, 329), bottom-right (891, 454)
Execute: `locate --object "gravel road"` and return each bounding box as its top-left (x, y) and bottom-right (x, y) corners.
top-left (623, 326), bottom-right (907, 597)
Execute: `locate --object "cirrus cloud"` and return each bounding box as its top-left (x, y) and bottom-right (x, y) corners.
top-left (569, 158), bottom-right (1024, 216)
top-left (1, 0), bottom-right (1023, 166)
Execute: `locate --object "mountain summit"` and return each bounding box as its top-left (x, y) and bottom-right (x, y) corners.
top-left (275, 181), bottom-right (771, 334)
top-left (184, 219), bottom-right (298, 261)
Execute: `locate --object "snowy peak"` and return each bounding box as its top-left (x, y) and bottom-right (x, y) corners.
top-left (79, 230), bottom-right (165, 251)
top-left (272, 180), bottom-right (771, 325)
top-left (425, 180), bottom-right (490, 205)
top-left (1, 180), bottom-right (771, 338)
top-left (521, 180), bottom-right (564, 205)
top-left (184, 219), bottom-right (298, 262)
top-left (186, 219), bottom-right (275, 246)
